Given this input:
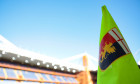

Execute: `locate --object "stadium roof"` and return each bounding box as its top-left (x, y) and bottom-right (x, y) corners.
top-left (0, 35), bottom-right (98, 73)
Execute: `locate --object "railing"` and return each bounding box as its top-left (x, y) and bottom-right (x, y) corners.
top-left (0, 63), bottom-right (79, 84)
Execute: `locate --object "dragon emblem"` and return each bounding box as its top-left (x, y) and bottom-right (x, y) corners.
top-left (100, 42), bottom-right (116, 63)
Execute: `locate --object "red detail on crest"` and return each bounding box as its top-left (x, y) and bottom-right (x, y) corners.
top-left (99, 33), bottom-right (116, 59)
top-left (112, 30), bottom-right (129, 52)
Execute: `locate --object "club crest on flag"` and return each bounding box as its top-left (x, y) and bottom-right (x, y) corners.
top-left (99, 27), bottom-right (131, 71)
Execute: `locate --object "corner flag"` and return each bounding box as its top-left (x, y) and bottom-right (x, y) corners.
top-left (97, 5), bottom-right (140, 84)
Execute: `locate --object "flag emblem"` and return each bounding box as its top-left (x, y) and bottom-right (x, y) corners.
top-left (99, 27), bottom-right (130, 71)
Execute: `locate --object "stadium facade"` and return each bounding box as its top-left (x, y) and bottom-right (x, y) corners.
top-left (0, 35), bottom-right (97, 84)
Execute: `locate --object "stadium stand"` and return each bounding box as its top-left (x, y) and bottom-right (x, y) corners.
top-left (0, 35), bottom-right (98, 84)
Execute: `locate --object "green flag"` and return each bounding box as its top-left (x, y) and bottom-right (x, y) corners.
top-left (97, 5), bottom-right (140, 84)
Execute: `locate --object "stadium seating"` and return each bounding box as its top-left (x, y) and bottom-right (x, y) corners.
top-left (0, 67), bottom-right (78, 84)
top-left (0, 68), bottom-right (5, 77)
top-left (40, 73), bottom-right (50, 81)
top-left (22, 70), bottom-right (38, 80)
top-left (55, 75), bottom-right (63, 82)
top-left (48, 74), bottom-right (57, 81)
top-left (0, 62), bottom-right (78, 84)
top-left (5, 68), bottom-right (17, 78)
